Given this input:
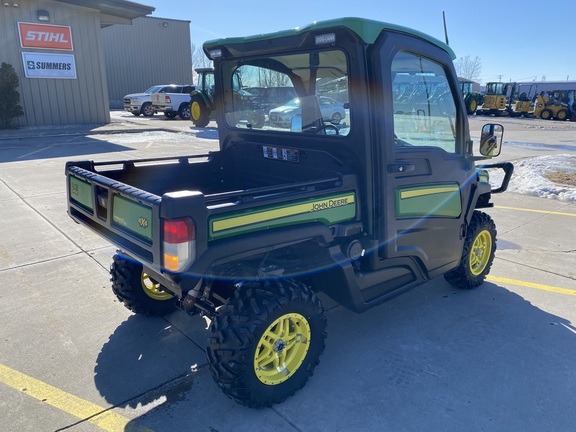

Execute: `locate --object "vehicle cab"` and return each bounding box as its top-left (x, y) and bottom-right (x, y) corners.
top-left (204, 18), bottom-right (510, 287)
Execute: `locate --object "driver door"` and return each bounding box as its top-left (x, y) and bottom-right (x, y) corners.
top-left (378, 40), bottom-right (471, 276)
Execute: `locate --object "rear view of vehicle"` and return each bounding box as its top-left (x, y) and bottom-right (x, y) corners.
top-left (151, 84), bottom-right (195, 119)
top-left (67, 17), bottom-right (513, 409)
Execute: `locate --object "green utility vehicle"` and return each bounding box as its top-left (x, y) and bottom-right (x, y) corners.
top-left (190, 68), bottom-right (297, 127)
top-left (190, 68), bottom-right (216, 127)
top-left (459, 78), bottom-right (483, 115)
top-left (190, 67), bottom-right (268, 127)
top-left (66, 18), bottom-right (513, 408)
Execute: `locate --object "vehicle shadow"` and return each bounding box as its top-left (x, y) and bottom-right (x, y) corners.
top-left (0, 134), bottom-right (135, 163)
top-left (119, 280), bottom-right (576, 431)
top-left (188, 126), bottom-right (219, 140)
top-left (93, 312), bottom-right (208, 408)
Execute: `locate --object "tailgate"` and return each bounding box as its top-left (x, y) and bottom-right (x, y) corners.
top-left (151, 93), bottom-right (166, 106)
top-left (66, 163), bottom-right (162, 266)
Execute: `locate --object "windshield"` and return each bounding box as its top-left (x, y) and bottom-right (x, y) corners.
top-left (222, 49), bottom-right (350, 136)
top-left (486, 83), bottom-right (506, 95)
top-left (283, 98), bottom-right (300, 107)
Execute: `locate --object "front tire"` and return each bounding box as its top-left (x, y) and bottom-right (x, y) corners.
top-left (207, 279), bottom-right (327, 408)
top-left (110, 254), bottom-right (177, 316)
top-left (540, 109), bottom-right (553, 120)
top-left (444, 211), bottom-right (497, 289)
top-left (141, 102), bottom-right (154, 117)
top-left (331, 112), bottom-right (342, 124)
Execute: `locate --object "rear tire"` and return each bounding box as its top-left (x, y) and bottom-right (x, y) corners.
top-left (246, 110), bottom-right (265, 128)
top-left (466, 99), bottom-right (478, 115)
top-left (110, 254), bottom-right (177, 316)
top-left (178, 103), bottom-right (191, 120)
top-left (444, 211), bottom-right (497, 289)
top-left (164, 111), bottom-right (177, 119)
top-left (556, 109), bottom-right (569, 121)
top-left (190, 95), bottom-right (211, 127)
top-left (207, 279), bottom-right (326, 408)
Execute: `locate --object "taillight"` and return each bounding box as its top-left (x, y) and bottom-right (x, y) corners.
top-left (165, 95), bottom-right (171, 103)
top-left (163, 218), bottom-right (196, 272)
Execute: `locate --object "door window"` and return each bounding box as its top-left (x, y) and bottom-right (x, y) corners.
top-left (391, 51), bottom-right (457, 153)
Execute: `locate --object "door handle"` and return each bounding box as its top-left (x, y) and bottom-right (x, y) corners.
top-left (388, 162), bottom-right (415, 173)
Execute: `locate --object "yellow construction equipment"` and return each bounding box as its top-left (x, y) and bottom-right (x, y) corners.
top-left (533, 90), bottom-right (575, 120)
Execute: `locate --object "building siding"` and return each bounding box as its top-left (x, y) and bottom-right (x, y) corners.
top-left (102, 16), bottom-right (193, 108)
top-left (0, 0), bottom-right (110, 126)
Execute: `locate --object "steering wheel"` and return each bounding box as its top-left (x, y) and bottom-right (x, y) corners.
top-left (315, 124), bottom-right (339, 135)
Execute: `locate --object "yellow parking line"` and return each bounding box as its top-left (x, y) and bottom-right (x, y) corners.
top-left (495, 205), bottom-right (576, 217)
top-left (487, 275), bottom-right (576, 296)
top-left (17, 136), bottom-right (83, 160)
top-left (0, 364), bottom-right (152, 432)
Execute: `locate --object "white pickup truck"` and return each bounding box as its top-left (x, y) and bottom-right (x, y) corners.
top-left (123, 84), bottom-right (192, 117)
top-left (151, 84), bottom-right (195, 119)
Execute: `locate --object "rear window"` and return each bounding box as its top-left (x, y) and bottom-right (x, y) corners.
top-left (222, 49), bottom-right (350, 137)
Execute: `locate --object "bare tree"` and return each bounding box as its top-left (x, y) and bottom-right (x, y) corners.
top-left (191, 43), bottom-right (213, 84)
top-left (454, 55), bottom-right (482, 82)
top-left (257, 69), bottom-right (291, 87)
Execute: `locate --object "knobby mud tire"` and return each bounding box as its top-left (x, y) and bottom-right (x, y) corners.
top-left (207, 279), bottom-right (327, 408)
top-left (444, 211), bottom-right (497, 289)
top-left (110, 254), bottom-right (177, 316)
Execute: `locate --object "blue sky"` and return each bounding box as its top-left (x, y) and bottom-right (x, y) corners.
top-left (145, 0), bottom-right (575, 84)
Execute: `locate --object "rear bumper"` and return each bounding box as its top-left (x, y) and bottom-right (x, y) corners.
top-left (153, 105), bottom-right (174, 112)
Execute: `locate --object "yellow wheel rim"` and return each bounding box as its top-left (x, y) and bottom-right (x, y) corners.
top-left (191, 101), bottom-right (201, 121)
top-left (469, 230), bottom-right (492, 276)
top-left (141, 273), bottom-right (173, 301)
top-left (254, 313), bottom-right (311, 385)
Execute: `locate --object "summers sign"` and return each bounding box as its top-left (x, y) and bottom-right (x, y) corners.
top-left (22, 52), bottom-right (77, 79)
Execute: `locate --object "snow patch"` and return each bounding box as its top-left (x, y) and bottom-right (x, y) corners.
top-left (489, 154), bottom-right (576, 202)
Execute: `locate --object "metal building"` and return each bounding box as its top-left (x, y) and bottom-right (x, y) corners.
top-left (101, 16), bottom-right (193, 109)
top-left (0, 0), bottom-right (154, 127)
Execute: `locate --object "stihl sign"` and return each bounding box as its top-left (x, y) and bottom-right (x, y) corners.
top-left (18, 22), bottom-right (73, 51)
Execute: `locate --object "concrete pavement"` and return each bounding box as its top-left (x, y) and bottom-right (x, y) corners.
top-left (0, 112), bottom-right (575, 432)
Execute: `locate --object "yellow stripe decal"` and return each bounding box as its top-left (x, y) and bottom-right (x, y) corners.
top-left (487, 275), bottom-right (576, 296)
top-left (212, 193), bottom-right (355, 233)
top-left (400, 186), bottom-right (459, 200)
top-left (495, 206), bottom-right (576, 217)
top-left (0, 363), bottom-right (152, 432)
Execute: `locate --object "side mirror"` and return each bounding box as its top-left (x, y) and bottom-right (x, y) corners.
top-left (290, 114), bottom-right (302, 132)
top-left (479, 123), bottom-right (503, 158)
